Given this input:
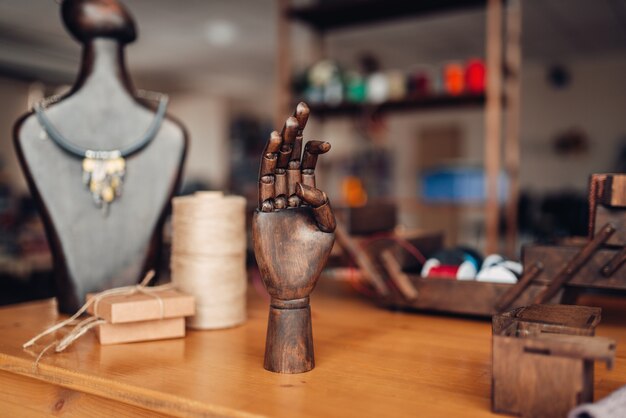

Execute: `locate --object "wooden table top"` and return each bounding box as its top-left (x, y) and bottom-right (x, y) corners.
top-left (1, 280), bottom-right (626, 418)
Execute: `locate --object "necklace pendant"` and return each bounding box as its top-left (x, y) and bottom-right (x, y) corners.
top-left (82, 156), bottom-right (126, 211)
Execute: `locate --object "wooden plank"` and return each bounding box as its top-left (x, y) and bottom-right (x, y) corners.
top-left (380, 250), bottom-right (419, 302)
top-left (275, 0), bottom-right (291, 128)
top-left (492, 337), bottom-right (524, 415)
top-left (0, 370), bottom-right (170, 418)
top-left (526, 334), bottom-right (615, 365)
top-left (492, 336), bottom-right (594, 416)
top-left (512, 304), bottom-right (601, 329)
top-left (288, 0), bottom-right (485, 32)
top-left (523, 244), bottom-right (626, 290)
top-left (604, 175), bottom-right (626, 207)
top-left (491, 337), bottom-right (590, 416)
top-left (484, 0), bottom-right (504, 254)
top-left (602, 247), bottom-right (626, 277)
top-left (334, 223), bottom-right (390, 295)
top-left (401, 277), bottom-right (545, 316)
top-left (341, 203), bottom-right (397, 235)
top-left (307, 94), bottom-right (485, 118)
top-left (588, 174), bottom-right (608, 238)
top-left (595, 205), bottom-right (626, 246)
top-left (494, 262), bottom-right (543, 312)
top-left (503, 0), bottom-right (522, 258)
top-left (517, 354), bottom-right (586, 417)
top-left (534, 224), bottom-right (615, 304)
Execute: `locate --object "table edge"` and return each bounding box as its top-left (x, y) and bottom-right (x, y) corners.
top-left (0, 352), bottom-right (265, 418)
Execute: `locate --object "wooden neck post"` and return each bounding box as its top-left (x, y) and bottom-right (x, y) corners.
top-left (264, 297), bottom-right (314, 374)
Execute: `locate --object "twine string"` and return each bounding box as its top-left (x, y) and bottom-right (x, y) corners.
top-left (171, 192), bottom-right (247, 330)
top-left (23, 270), bottom-right (173, 367)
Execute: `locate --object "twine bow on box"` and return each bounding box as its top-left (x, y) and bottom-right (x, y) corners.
top-left (23, 270), bottom-right (172, 367)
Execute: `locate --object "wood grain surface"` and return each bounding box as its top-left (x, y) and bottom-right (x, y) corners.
top-left (1, 280), bottom-right (626, 417)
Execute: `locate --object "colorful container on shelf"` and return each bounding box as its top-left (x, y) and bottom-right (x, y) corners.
top-left (443, 62), bottom-right (465, 96)
top-left (465, 58), bottom-right (486, 94)
top-left (297, 57), bottom-right (486, 106)
top-left (421, 166), bottom-right (508, 204)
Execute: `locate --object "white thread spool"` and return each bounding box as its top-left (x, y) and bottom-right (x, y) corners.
top-left (171, 192), bottom-right (247, 329)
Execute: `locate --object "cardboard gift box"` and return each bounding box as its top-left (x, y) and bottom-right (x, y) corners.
top-left (87, 288), bottom-right (195, 345)
top-left (87, 289), bottom-right (195, 323)
top-left (97, 317), bottom-right (186, 345)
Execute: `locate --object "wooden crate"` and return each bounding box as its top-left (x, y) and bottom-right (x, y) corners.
top-left (338, 225), bottom-right (549, 317)
top-left (381, 275), bottom-right (545, 317)
top-left (492, 305), bottom-right (615, 417)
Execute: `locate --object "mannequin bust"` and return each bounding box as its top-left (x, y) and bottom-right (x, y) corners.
top-left (13, 0), bottom-right (187, 313)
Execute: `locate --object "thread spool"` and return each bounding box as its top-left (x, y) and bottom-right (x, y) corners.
top-left (421, 258), bottom-right (440, 278)
top-left (421, 247), bottom-right (482, 280)
top-left (477, 254), bottom-right (522, 284)
top-left (476, 265), bottom-right (518, 284)
top-left (482, 254), bottom-right (504, 269)
top-left (424, 263), bottom-right (454, 279)
top-left (456, 261), bottom-right (477, 280)
top-left (422, 261), bottom-right (477, 280)
top-left (171, 192), bottom-right (247, 330)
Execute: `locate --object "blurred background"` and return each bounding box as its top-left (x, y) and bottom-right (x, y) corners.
top-left (0, 0), bottom-right (625, 303)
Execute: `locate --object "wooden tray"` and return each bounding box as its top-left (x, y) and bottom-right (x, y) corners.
top-left (384, 275), bottom-right (546, 317)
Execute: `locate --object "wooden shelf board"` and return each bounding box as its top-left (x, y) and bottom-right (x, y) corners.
top-left (288, 0), bottom-right (486, 32)
top-left (306, 94), bottom-right (485, 117)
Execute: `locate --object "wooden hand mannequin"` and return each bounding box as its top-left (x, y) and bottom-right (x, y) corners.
top-left (13, 0), bottom-right (187, 313)
top-left (252, 103), bottom-right (336, 373)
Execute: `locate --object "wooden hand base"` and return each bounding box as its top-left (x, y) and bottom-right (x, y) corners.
top-left (264, 297), bottom-right (314, 374)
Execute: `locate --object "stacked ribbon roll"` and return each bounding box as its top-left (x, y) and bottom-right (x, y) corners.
top-left (171, 192), bottom-right (247, 329)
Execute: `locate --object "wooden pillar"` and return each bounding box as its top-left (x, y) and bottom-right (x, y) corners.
top-left (275, 0), bottom-right (291, 128)
top-left (504, 0), bottom-right (522, 258)
top-left (484, 0), bottom-right (504, 255)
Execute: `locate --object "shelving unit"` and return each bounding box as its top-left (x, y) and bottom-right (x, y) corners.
top-left (287, 0), bottom-right (486, 32)
top-left (307, 93), bottom-right (485, 117)
top-left (276, 0), bottom-right (522, 255)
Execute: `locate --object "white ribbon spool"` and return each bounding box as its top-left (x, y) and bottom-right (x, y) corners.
top-left (171, 192), bottom-right (247, 329)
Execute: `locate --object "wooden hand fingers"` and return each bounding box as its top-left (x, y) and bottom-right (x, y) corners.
top-left (259, 102), bottom-right (334, 224)
top-left (274, 171), bottom-right (288, 209)
top-left (263, 130), bottom-right (282, 156)
top-left (285, 103), bottom-right (310, 206)
top-left (277, 117), bottom-right (299, 169)
top-left (287, 161), bottom-right (302, 207)
top-left (259, 175), bottom-right (275, 212)
top-left (302, 140), bottom-right (331, 188)
top-left (259, 131), bottom-right (281, 177)
top-left (258, 131), bottom-right (282, 211)
top-left (302, 141), bottom-right (331, 169)
top-left (290, 103), bottom-right (309, 163)
top-left (294, 102), bottom-right (310, 135)
top-left (296, 183), bottom-right (336, 232)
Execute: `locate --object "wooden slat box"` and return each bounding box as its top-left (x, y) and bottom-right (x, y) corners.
top-left (523, 244), bottom-right (626, 290)
top-left (491, 305), bottom-right (615, 418)
top-left (387, 276), bottom-right (546, 317)
top-left (591, 174), bottom-right (626, 246)
top-left (337, 227), bottom-right (551, 317)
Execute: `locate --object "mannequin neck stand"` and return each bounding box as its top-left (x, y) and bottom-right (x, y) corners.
top-left (69, 38), bottom-right (136, 106)
top-left (14, 0), bottom-right (188, 315)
